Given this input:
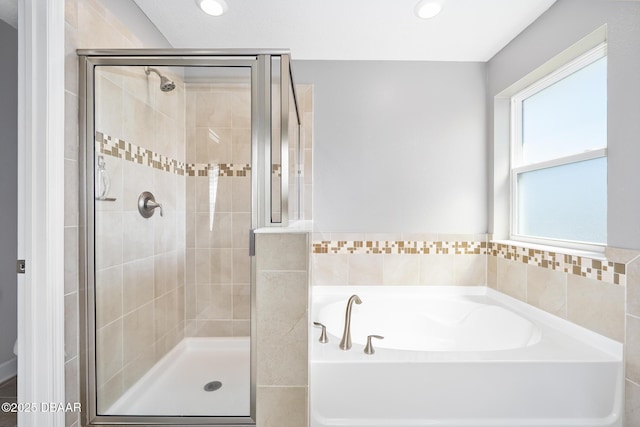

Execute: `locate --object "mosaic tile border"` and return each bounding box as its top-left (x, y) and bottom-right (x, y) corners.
top-left (312, 240), bottom-right (487, 255)
top-left (490, 242), bottom-right (626, 286)
top-left (312, 239), bottom-right (626, 285)
top-left (96, 132), bottom-right (251, 177)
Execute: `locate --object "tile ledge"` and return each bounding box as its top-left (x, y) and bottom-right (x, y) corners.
top-left (605, 246), bottom-right (640, 264)
top-left (491, 239), bottom-right (606, 261)
top-left (254, 220), bottom-right (313, 234)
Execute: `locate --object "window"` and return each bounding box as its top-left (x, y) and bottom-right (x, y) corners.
top-left (510, 44), bottom-right (607, 250)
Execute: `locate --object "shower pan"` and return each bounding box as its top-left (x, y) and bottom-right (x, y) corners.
top-left (78, 50), bottom-right (302, 426)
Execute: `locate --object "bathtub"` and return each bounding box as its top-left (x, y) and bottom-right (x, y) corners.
top-left (310, 286), bottom-right (623, 427)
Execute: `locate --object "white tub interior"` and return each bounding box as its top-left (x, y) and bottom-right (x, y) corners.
top-left (317, 293), bottom-right (542, 351)
top-left (310, 286), bottom-right (623, 427)
top-left (105, 337), bottom-right (249, 416)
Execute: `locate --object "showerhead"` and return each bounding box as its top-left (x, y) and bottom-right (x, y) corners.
top-left (144, 66), bottom-right (176, 92)
top-left (159, 75), bottom-right (176, 92)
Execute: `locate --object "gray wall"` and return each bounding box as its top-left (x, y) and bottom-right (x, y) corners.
top-left (0, 18), bottom-right (18, 369)
top-left (487, 0), bottom-right (640, 250)
top-left (294, 60), bottom-right (487, 233)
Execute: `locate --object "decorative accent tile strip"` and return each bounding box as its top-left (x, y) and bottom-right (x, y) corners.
top-left (312, 240), bottom-right (487, 255)
top-left (96, 131), bottom-right (251, 177)
top-left (312, 239), bottom-right (625, 285)
top-left (489, 242), bottom-right (626, 286)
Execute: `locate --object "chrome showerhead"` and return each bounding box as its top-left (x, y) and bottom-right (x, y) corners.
top-left (159, 75), bottom-right (176, 92)
top-left (144, 66), bottom-right (176, 92)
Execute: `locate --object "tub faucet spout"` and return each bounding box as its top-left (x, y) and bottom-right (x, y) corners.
top-left (340, 295), bottom-right (362, 350)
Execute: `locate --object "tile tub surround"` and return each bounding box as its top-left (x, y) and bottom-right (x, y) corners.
top-left (311, 233), bottom-right (632, 349)
top-left (490, 243), bottom-right (627, 285)
top-left (488, 242), bottom-right (633, 343)
top-left (311, 234), bottom-right (489, 286)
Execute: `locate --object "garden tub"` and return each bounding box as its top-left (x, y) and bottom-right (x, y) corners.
top-left (310, 286), bottom-right (623, 427)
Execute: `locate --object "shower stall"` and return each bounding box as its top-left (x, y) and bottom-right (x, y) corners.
top-left (78, 50), bottom-right (302, 425)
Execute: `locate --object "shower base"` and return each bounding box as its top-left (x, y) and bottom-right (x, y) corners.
top-left (105, 337), bottom-right (250, 416)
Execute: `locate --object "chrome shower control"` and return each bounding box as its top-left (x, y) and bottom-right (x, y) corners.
top-left (138, 191), bottom-right (163, 218)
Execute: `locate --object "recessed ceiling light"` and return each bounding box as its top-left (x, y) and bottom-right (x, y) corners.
top-left (414, 0), bottom-right (443, 19)
top-left (196, 0), bottom-right (228, 16)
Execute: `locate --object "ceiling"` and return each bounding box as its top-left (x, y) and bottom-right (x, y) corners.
top-left (134, 0), bottom-right (557, 61)
top-left (0, 0), bottom-right (558, 61)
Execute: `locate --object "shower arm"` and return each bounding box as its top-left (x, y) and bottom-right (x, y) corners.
top-left (145, 66), bottom-right (161, 78)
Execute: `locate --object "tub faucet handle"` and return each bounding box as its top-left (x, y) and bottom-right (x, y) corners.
top-left (364, 335), bottom-right (384, 355)
top-left (313, 322), bottom-right (329, 343)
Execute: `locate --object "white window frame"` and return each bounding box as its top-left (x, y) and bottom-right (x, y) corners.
top-left (509, 43), bottom-right (607, 253)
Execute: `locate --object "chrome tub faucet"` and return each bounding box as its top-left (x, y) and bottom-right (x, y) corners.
top-left (339, 294), bottom-right (362, 350)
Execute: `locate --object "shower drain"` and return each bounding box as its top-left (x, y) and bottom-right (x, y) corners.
top-left (204, 381), bottom-right (223, 392)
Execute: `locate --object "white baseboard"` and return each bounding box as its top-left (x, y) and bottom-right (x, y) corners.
top-left (0, 357), bottom-right (17, 383)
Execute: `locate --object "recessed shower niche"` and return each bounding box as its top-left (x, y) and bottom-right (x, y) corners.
top-left (79, 50), bottom-right (302, 425)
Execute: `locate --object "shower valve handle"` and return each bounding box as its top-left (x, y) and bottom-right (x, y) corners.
top-left (146, 199), bottom-right (164, 217)
top-left (138, 191), bottom-right (163, 218)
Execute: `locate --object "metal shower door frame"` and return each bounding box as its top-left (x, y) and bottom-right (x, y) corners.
top-left (78, 49), bottom-right (295, 426)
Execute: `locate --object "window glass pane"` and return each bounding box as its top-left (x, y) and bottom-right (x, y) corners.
top-left (517, 157), bottom-right (606, 244)
top-left (522, 56), bottom-right (606, 164)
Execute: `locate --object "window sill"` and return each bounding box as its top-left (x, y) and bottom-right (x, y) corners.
top-left (491, 239), bottom-right (607, 261)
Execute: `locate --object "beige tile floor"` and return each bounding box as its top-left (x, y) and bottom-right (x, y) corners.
top-left (0, 376), bottom-right (17, 427)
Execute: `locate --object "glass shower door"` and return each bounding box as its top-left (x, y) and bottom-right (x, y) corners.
top-left (91, 63), bottom-right (253, 420)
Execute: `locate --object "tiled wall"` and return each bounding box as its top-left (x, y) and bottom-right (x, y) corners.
top-left (311, 233), bottom-right (488, 286)
top-left (184, 82), bottom-right (252, 338)
top-left (93, 65), bottom-right (186, 412)
top-left (181, 81), bottom-right (313, 337)
top-left (487, 243), bottom-right (630, 342)
top-left (255, 232), bottom-right (309, 427)
top-left (311, 232), bottom-right (630, 342)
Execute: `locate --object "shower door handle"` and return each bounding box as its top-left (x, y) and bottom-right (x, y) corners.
top-left (249, 229), bottom-right (256, 257)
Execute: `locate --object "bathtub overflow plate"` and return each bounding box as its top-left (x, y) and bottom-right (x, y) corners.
top-left (204, 381), bottom-right (223, 392)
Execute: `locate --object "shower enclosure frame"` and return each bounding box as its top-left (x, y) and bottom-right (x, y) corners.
top-left (78, 49), bottom-right (300, 426)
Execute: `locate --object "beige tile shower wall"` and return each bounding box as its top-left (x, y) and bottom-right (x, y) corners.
top-left (93, 65), bottom-right (186, 412)
top-left (184, 83), bottom-right (252, 337)
top-left (311, 233), bottom-right (488, 286)
top-left (255, 232), bottom-right (309, 427)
